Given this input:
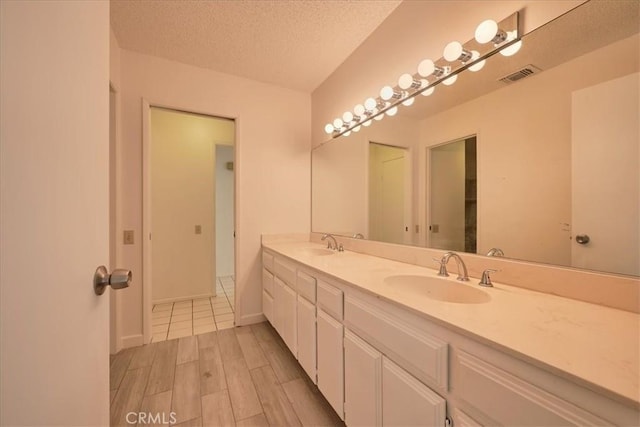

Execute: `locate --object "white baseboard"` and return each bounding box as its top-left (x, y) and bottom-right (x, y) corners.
top-left (152, 293), bottom-right (214, 305)
top-left (121, 334), bottom-right (144, 349)
top-left (236, 312), bottom-right (266, 326)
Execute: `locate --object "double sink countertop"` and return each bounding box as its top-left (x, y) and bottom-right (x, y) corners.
top-left (262, 240), bottom-right (639, 408)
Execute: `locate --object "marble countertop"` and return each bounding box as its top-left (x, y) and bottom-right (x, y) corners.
top-left (262, 240), bottom-right (639, 407)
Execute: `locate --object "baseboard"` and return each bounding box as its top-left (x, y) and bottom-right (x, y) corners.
top-left (152, 293), bottom-right (215, 305)
top-left (236, 312), bottom-right (266, 326)
top-left (121, 334), bottom-right (144, 349)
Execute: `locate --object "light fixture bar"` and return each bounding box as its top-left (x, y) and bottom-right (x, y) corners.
top-left (327, 11), bottom-right (519, 139)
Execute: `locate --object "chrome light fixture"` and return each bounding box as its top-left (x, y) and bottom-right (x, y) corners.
top-left (324, 12), bottom-right (521, 138)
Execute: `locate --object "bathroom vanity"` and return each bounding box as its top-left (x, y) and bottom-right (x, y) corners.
top-left (261, 237), bottom-right (639, 426)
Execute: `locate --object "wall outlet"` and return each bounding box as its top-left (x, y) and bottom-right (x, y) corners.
top-left (195, 225), bottom-right (202, 234)
top-left (123, 230), bottom-right (134, 245)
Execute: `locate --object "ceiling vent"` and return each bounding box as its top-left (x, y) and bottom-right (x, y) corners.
top-left (498, 64), bottom-right (542, 84)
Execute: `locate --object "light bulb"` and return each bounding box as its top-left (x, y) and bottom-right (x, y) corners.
top-left (333, 118), bottom-right (343, 129)
top-left (344, 131), bottom-right (351, 137)
top-left (398, 73), bottom-right (418, 90)
top-left (363, 119), bottom-right (372, 127)
top-left (443, 41), bottom-right (468, 62)
top-left (421, 86), bottom-right (435, 96)
top-left (342, 111), bottom-right (354, 123)
top-left (380, 85), bottom-right (395, 101)
top-left (402, 97), bottom-right (414, 107)
top-left (324, 123), bottom-right (334, 134)
top-left (418, 59), bottom-right (435, 77)
top-left (386, 106), bottom-right (398, 116)
top-left (364, 97), bottom-right (377, 111)
top-left (475, 19), bottom-right (499, 44)
top-left (354, 104), bottom-right (365, 116)
top-left (442, 74), bottom-right (458, 86)
top-left (500, 40), bottom-right (522, 57)
top-left (353, 125), bottom-right (361, 133)
top-left (468, 51), bottom-right (485, 72)
top-left (374, 113), bottom-right (384, 121)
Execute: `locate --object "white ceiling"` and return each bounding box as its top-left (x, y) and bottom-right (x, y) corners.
top-left (110, 0), bottom-right (402, 93)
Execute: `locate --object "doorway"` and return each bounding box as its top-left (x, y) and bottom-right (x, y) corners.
top-left (428, 136), bottom-right (477, 253)
top-left (147, 107), bottom-right (236, 342)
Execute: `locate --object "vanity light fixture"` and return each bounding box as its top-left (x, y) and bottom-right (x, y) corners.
top-left (325, 12), bottom-right (520, 139)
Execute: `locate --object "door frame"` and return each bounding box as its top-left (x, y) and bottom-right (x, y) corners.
top-left (142, 99), bottom-right (238, 343)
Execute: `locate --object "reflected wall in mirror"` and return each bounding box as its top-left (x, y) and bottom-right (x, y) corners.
top-left (311, 0), bottom-right (639, 276)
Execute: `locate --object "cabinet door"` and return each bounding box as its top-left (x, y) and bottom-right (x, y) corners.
top-left (297, 295), bottom-right (316, 383)
top-left (281, 281), bottom-right (297, 355)
top-left (273, 277), bottom-right (285, 335)
top-left (317, 309), bottom-right (344, 420)
top-left (382, 357), bottom-right (446, 427)
top-left (344, 329), bottom-right (382, 427)
top-left (262, 290), bottom-right (274, 324)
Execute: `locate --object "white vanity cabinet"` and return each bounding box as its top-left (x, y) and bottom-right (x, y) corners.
top-left (272, 257), bottom-right (298, 355)
top-left (344, 329), bottom-right (382, 426)
top-left (296, 270), bottom-right (317, 383)
top-left (316, 279), bottom-right (345, 420)
top-left (261, 252), bottom-right (275, 324)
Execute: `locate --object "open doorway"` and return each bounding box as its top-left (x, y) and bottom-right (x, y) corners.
top-left (147, 107), bottom-right (236, 342)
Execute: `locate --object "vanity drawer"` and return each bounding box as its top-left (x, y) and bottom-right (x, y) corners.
top-left (262, 268), bottom-right (274, 296)
top-left (317, 279), bottom-right (343, 320)
top-left (344, 295), bottom-right (448, 390)
top-left (455, 351), bottom-right (608, 426)
top-left (274, 257), bottom-right (296, 288)
top-left (297, 271), bottom-right (316, 303)
top-left (262, 250), bottom-right (274, 273)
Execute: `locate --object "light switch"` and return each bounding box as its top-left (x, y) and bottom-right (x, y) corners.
top-left (123, 230), bottom-right (134, 245)
top-left (195, 225), bottom-right (202, 234)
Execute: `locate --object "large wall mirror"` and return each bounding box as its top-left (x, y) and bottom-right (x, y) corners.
top-left (312, 0), bottom-right (639, 277)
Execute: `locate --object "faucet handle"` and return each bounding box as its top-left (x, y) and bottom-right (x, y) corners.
top-left (433, 257), bottom-right (449, 277)
top-left (479, 269), bottom-right (499, 287)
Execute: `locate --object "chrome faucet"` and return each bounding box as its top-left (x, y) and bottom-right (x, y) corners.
top-left (321, 233), bottom-right (339, 250)
top-left (435, 251), bottom-right (470, 281)
top-left (352, 233), bottom-right (364, 239)
top-left (486, 247), bottom-right (505, 257)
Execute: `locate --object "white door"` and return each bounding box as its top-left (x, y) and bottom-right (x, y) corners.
top-left (0, 1), bottom-right (110, 425)
top-left (281, 281), bottom-right (298, 355)
top-left (571, 73), bottom-right (639, 276)
top-left (297, 295), bottom-right (317, 383)
top-left (344, 329), bottom-right (382, 426)
top-left (317, 309), bottom-right (345, 420)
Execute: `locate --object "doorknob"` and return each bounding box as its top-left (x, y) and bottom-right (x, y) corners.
top-left (575, 234), bottom-right (590, 245)
top-left (94, 266), bottom-right (132, 295)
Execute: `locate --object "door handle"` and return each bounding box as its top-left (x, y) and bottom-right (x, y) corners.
top-left (94, 265), bottom-right (132, 295)
top-left (575, 234), bottom-right (590, 245)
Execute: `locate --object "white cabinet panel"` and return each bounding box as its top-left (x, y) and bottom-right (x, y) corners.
top-left (317, 279), bottom-right (343, 320)
top-left (382, 357), bottom-right (446, 427)
top-left (262, 251), bottom-right (274, 273)
top-left (317, 308), bottom-right (344, 420)
top-left (273, 277), bottom-right (285, 335)
top-left (262, 268), bottom-right (274, 296)
top-left (274, 257), bottom-right (296, 288)
top-left (297, 295), bottom-right (316, 384)
top-left (262, 290), bottom-right (273, 324)
top-left (281, 280), bottom-right (298, 356)
top-left (296, 270), bottom-right (316, 303)
top-left (344, 329), bottom-right (382, 427)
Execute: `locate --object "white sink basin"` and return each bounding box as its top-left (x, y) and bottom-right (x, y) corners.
top-left (383, 274), bottom-right (490, 304)
top-left (300, 247), bottom-right (335, 256)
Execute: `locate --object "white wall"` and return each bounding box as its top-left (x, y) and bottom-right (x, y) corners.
top-left (117, 49), bottom-right (310, 341)
top-left (216, 145), bottom-right (235, 277)
top-left (150, 108), bottom-right (234, 303)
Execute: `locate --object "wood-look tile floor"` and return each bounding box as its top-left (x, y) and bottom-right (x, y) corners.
top-left (110, 322), bottom-right (345, 427)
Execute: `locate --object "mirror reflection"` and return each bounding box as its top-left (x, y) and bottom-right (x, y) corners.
top-left (311, 0), bottom-right (639, 276)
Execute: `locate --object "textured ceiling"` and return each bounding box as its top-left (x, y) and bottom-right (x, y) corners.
top-left (110, 0), bottom-right (402, 92)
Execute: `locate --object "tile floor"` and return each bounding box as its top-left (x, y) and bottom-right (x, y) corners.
top-left (152, 276), bottom-right (235, 342)
top-left (110, 322), bottom-right (344, 427)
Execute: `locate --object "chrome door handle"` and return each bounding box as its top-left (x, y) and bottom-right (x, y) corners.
top-left (94, 266), bottom-right (132, 295)
top-left (575, 234), bottom-right (590, 245)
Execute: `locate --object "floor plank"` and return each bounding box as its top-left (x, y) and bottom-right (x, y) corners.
top-left (129, 342), bottom-right (157, 370)
top-left (172, 417), bottom-right (202, 427)
top-left (110, 367), bottom-right (151, 427)
top-left (110, 347), bottom-right (135, 390)
top-left (201, 390), bottom-right (236, 426)
top-left (257, 333), bottom-right (303, 384)
top-left (235, 326), bottom-right (269, 370)
top-left (223, 356), bottom-right (263, 421)
top-left (282, 377), bottom-right (344, 427)
top-left (197, 331), bottom-right (218, 349)
top-left (146, 339), bottom-right (178, 395)
top-left (199, 344), bottom-right (227, 396)
top-left (172, 361), bottom-right (202, 424)
top-left (137, 390), bottom-right (172, 427)
top-left (177, 335), bottom-right (199, 365)
top-left (218, 328), bottom-right (244, 362)
top-left (235, 413), bottom-right (269, 427)
top-left (251, 365), bottom-right (301, 426)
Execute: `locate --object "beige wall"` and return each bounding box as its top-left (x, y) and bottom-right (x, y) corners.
top-left (117, 49), bottom-right (310, 343)
top-left (312, 0), bottom-right (584, 148)
top-left (150, 108), bottom-right (233, 303)
top-left (416, 34), bottom-right (639, 266)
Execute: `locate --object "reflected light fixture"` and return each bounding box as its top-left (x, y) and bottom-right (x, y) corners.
top-left (325, 12), bottom-right (520, 139)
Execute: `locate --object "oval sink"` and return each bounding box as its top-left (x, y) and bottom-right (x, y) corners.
top-left (300, 248), bottom-right (335, 256)
top-left (383, 275), bottom-right (490, 304)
